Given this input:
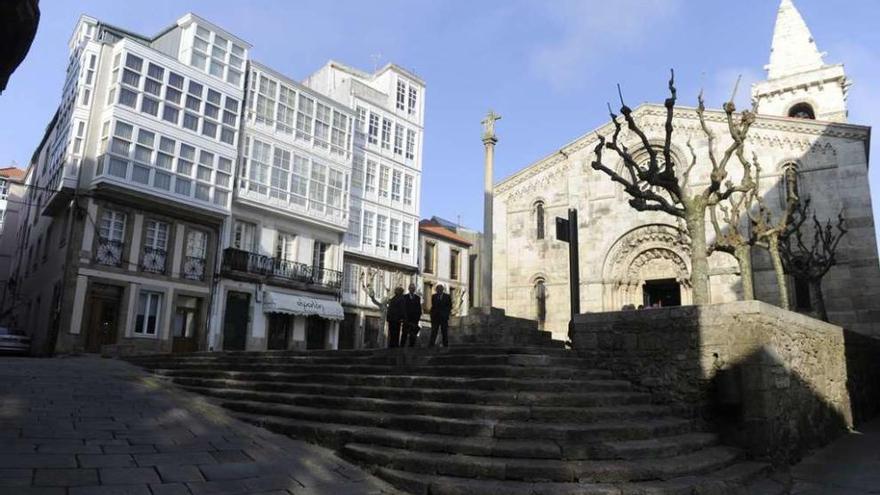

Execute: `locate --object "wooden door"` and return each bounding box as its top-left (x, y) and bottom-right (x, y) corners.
top-left (222, 292), bottom-right (250, 351)
top-left (85, 284), bottom-right (122, 353)
top-left (338, 313), bottom-right (356, 350)
top-left (306, 315), bottom-right (326, 350)
top-left (267, 314), bottom-right (291, 350)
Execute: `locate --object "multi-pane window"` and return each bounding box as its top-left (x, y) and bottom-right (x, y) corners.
top-left (347, 208), bottom-right (361, 246)
top-left (343, 262), bottom-right (358, 295)
top-left (401, 222), bottom-right (412, 255)
top-left (314, 103), bottom-right (331, 149)
top-left (142, 220), bottom-right (169, 274)
top-left (99, 209), bottom-right (126, 242)
top-left (389, 219), bottom-right (400, 252)
top-left (356, 106), bottom-right (366, 132)
top-left (406, 129), bottom-right (416, 160)
top-left (309, 162), bottom-right (327, 213)
top-left (232, 220), bottom-right (256, 250)
top-left (312, 241), bottom-right (328, 271)
top-left (403, 175), bottom-right (414, 207)
top-left (186, 230), bottom-right (207, 258)
top-left (255, 74), bottom-right (276, 124)
top-left (394, 125), bottom-right (404, 155)
top-left (407, 86), bottom-right (418, 115)
top-left (114, 51), bottom-right (238, 147)
top-left (379, 165), bottom-right (390, 198)
top-left (134, 291), bottom-right (162, 336)
top-left (365, 160), bottom-right (377, 194)
top-left (396, 81), bottom-right (406, 111)
top-left (277, 86), bottom-right (296, 133)
top-left (296, 94), bottom-right (314, 140)
top-left (330, 111), bottom-right (349, 157)
top-left (351, 155), bottom-right (364, 192)
top-left (291, 155), bottom-right (309, 206)
top-left (391, 170), bottom-right (402, 202)
top-left (367, 113), bottom-right (379, 145)
top-left (327, 169), bottom-right (345, 218)
top-left (376, 215), bottom-right (388, 248)
top-left (102, 118), bottom-right (231, 207)
top-left (380, 118), bottom-right (392, 150)
top-left (189, 24), bottom-right (245, 86)
top-left (270, 148), bottom-right (291, 201)
top-left (275, 232), bottom-right (296, 261)
top-left (362, 211), bottom-right (375, 246)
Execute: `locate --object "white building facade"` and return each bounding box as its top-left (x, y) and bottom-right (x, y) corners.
top-left (304, 62), bottom-right (425, 348)
top-left (208, 61), bottom-right (354, 351)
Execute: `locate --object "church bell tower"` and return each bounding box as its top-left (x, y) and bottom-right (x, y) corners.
top-left (751, 0), bottom-right (851, 122)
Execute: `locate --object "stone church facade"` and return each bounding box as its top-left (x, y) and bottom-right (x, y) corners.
top-left (493, 0), bottom-right (880, 341)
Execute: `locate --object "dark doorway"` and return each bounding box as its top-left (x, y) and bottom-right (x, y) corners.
top-left (172, 296), bottom-right (201, 353)
top-left (364, 315), bottom-right (381, 349)
top-left (643, 278), bottom-right (681, 308)
top-left (85, 284), bottom-right (123, 353)
top-left (339, 313), bottom-right (357, 350)
top-left (222, 291), bottom-right (250, 351)
top-left (306, 315), bottom-right (326, 350)
top-left (267, 313), bottom-right (291, 350)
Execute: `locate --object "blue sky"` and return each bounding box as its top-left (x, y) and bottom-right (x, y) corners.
top-left (2, 0), bottom-right (879, 232)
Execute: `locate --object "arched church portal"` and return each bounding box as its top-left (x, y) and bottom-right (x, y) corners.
top-left (602, 224), bottom-right (693, 309)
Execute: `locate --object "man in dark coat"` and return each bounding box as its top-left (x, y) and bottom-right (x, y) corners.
top-left (429, 284), bottom-right (453, 347)
top-left (385, 287), bottom-right (405, 348)
top-left (403, 283), bottom-right (422, 347)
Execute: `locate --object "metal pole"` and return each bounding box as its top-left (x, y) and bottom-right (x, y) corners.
top-left (568, 208), bottom-right (580, 319)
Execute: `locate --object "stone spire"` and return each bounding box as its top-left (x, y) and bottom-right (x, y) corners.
top-left (766, 0), bottom-right (826, 80)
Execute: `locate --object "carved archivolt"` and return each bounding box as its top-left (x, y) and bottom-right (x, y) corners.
top-left (602, 224), bottom-right (693, 309)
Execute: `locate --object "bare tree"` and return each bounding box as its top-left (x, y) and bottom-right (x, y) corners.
top-left (709, 190), bottom-right (756, 299)
top-left (780, 198), bottom-right (848, 321)
top-left (591, 71), bottom-right (756, 304)
top-left (746, 156), bottom-right (799, 309)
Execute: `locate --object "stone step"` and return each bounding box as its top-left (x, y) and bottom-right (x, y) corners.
top-left (178, 385), bottom-right (671, 423)
top-left (341, 442), bottom-right (742, 483)
top-left (171, 377), bottom-right (643, 405)
top-left (132, 352), bottom-right (588, 369)
top-left (147, 362), bottom-right (610, 380)
top-left (219, 398), bottom-right (696, 442)
top-left (375, 461), bottom-right (774, 495)
top-left (161, 370), bottom-right (623, 393)
top-left (234, 412), bottom-right (715, 461)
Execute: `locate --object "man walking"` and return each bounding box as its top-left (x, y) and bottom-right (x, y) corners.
top-left (403, 283), bottom-right (422, 347)
top-left (429, 284), bottom-right (452, 347)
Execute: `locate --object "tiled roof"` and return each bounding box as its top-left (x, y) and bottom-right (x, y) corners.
top-left (0, 167), bottom-right (26, 180)
top-left (419, 221), bottom-right (472, 247)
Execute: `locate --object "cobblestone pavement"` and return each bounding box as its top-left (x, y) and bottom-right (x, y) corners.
top-left (0, 355), bottom-right (400, 495)
top-left (790, 416), bottom-right (880, 494)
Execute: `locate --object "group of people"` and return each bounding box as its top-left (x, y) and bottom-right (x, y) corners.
top-left (386, 283), bottom-right (453, 348)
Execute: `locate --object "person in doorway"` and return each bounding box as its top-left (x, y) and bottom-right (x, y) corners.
top-left (403, 283), bottom-right (422, 347)
top-left (386, 287), bottom-right (405, 348)
top-left (429, 284), bottom-right (452, 347)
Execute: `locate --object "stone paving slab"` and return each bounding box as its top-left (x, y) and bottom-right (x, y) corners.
top-left (0, 356), bottom-right (401, 495)
top-left (790, 416), bottom-right (880, 494)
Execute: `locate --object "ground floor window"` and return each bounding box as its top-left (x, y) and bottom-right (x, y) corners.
top-left (135, 291), bottom-right (163, 336)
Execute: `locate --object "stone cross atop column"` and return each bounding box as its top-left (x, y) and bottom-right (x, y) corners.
top-left (481, 110), bottom-right (500, 309)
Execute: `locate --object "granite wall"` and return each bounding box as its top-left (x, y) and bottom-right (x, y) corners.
top-left (570, 301), bottom-right (880, 464)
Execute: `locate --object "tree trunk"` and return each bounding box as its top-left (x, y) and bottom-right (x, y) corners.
top-left (734, 244), bottom-right (754, 300)
top-left (686, 211), bottom-right (710, 305)
top-left (767, 236), bottom-right (790, 310)
top-left (810, 279), bottom-right (828, 322)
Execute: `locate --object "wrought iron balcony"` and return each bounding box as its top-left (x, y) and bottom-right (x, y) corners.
top-left (141, 246), bottom-right (167, 274)
top-left (183, 256), bottom-right (206, 281)
top-left (95, 237), bottom-right (124, 267)
top-left (221, 248), bottom-right (342, 291)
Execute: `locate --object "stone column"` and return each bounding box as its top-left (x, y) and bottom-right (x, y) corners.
top-left (481, 110), bottom-right (500, 310)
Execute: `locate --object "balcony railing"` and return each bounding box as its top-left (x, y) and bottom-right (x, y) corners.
top-left (95, 237), bottom-right (124, 267)
top-left (141, 247), bottom-right (167, 274)
top-left (183, 256), bottom-right (207, 281)
top-left (221, 248), bottom-right (342, 291)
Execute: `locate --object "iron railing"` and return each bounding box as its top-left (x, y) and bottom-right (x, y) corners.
top-left (183, 256), bottom-right (206, 281)
top-left (221, 248), bottom-right (342, 290)
top-left (141, 246), bottom-right (167, 274)
top-left (95, 237), bottom-right (124, 267)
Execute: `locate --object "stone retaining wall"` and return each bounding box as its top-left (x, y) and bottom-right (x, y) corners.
top-left (570, 301), bottom-right (880, 464)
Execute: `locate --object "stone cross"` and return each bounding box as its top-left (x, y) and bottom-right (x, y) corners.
top-left (481, 110), bottom-right (501, 142)
top-left (481, 110), bottom-right (500, 309)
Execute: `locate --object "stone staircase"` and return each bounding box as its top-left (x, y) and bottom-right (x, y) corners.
top-left (128, 346), bottom-right (785, 494)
